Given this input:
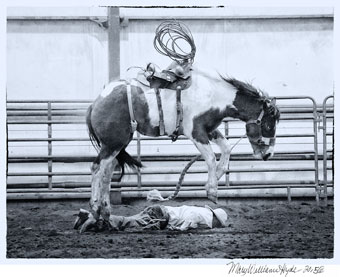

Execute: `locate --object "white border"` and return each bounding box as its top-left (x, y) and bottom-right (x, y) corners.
top-left (1, 0), bottom-right (339, 275)
top-left (6, 6), bottom-right (334, 19)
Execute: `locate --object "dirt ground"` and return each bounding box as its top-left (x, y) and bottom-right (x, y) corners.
top-left (6, 198), bottom-right (334, 259)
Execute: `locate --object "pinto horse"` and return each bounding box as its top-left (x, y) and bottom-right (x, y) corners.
top-left (81, 67), bottom-right (280, 232)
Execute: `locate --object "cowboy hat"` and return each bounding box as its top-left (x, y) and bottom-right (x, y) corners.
top-left (205, 205), bottom-right (228, 227)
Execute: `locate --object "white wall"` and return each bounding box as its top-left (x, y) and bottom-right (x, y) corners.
top-left (7, 8), bottom-right (108, 100)
top-left (7, 7), bottom-right (333, 103)
top-left (121, 8), bottom-right (333, 104)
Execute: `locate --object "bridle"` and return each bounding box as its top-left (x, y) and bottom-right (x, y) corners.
top-left (245, 108), bottom-right (276, 147)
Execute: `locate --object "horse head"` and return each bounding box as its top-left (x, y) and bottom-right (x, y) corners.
top-left (222, 77), bottom-right (280, 160)
top-left (245, 97), bottom-right (280, 160)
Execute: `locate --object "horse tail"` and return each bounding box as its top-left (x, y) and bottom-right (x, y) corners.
top-left (116, 148), bottom-right (143, 182)
top-left (86, 104), bottom-right (142, 181)
top-left (86, 104), bottom-right (101, 152)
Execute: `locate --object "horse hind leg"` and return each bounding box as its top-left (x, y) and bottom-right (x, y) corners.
top-left (98, 153), bottom-right (119, 221)
top-left (89, 146), bottom-right (120, 221)
top-left (79, 147), bottom-right (125, 233)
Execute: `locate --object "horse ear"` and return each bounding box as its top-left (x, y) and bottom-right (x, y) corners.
top-left (270, 98), bottom-right (277, 115)
top-left (263, 100), bottom-right (270, 109)
top-left (264, 98), bottom-right (276, 115)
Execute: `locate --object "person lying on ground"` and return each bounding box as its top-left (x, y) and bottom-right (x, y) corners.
top-left (74, 204), bottom-right (228, 233)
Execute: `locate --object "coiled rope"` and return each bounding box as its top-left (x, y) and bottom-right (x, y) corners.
top-left (153, 20), bottom-right (196, 64)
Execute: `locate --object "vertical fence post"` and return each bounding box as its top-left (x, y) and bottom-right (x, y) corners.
top-left (224, 121), bottom-right (230, 187)
top-left (108, 7), bottom-right (120, 82)
top-left (322, 95), bottom-right (334, 206)
top-left (276, 96), bottom-right (320, 204)
top-left (136, 132), bottom-right (142, 190)
top-left (311, 99), bottom-right (320, 205)
top-left (47, 101), bottom-right (52, 190)
top-left (322, 98), bottom-right (328, 205)
top-left (108, 7), bottom-right (122, 204)
top-left (287, 186), bottom-right (291, 203)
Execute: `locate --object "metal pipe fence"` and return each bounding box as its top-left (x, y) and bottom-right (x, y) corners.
top-left (321, 95), bottom-right (334, 204)
top-left (6, 96), bottom-right (334, 201)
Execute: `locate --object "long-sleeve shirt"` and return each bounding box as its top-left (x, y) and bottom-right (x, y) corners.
top-left (108, 205), bottom-right (214, 231)
top-left (164, 205), bottom-right (213, 231)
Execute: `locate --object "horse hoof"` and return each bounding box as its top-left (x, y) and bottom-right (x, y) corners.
top-left (73, 216), bottom-right (82, 230)
top-left (73, 209), bottom-right (90, 230)
top-left (207, 193), bottom-right (218, 204)
top-left (79, 216), bottom-right (97, 234)
top-left (74, 209), bottom-right (97, 233)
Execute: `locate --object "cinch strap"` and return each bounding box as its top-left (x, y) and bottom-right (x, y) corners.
top-left (155, 88), bottom-right (165, 136)
top-left (126, 84), bottom-right (138, 133)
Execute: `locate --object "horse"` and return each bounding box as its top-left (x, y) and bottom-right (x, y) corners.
top-left (79, 67), bottom-right (280, 232)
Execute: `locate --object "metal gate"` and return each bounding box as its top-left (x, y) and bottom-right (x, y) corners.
top-left (6, 96), bottom-right (334, 201)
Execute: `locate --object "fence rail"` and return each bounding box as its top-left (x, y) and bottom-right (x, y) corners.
top-left (6, 96), bottom-right (334, 201)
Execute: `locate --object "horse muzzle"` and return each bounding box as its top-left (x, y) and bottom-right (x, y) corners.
top-left (253, 145), bottom-right (275, 161)
top-left (262, 145), bottom-right (275, 160)
top-left (262, 152), bottom-right (271, 161)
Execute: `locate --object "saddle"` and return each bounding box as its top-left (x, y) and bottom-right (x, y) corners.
top-left (135, 61), bottom-right (193, 141)
top-left (144, 61), bottom-right (192, 90)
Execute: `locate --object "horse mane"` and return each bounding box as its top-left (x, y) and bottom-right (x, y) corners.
top-left (220, 75), bottom-right (267, 100)
top-left (220, 75), bottom-right (280, 121)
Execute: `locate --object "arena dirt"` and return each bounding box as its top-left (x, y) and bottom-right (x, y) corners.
top-left (6, 198), bottom-right (333, 259)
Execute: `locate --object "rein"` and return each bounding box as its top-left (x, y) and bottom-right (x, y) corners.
top-left (162, 131), bottom-right (246, 201)
top-left (230, 133), bottom-right (247, 152)
top-left (161, 107), bottom-right (275, 201)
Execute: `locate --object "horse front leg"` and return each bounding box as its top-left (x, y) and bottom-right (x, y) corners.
top-left (191, 139), bottom-right (218, 204)
top-left (209, 130), bottom-right (231, 180)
